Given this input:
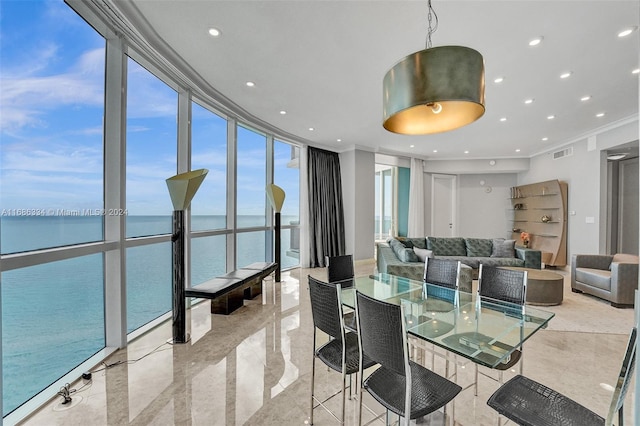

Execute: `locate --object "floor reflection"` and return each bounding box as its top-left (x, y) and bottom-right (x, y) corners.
top-left (22, 263), bottom-right (635, 425)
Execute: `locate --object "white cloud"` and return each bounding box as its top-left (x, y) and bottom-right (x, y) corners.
top-left (1, 47), bottom-right (105, 132)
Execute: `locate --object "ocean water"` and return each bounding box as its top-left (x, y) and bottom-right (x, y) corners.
top-left (1, 215), bottom-right (299, 416)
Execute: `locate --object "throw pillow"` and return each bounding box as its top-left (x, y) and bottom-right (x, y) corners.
top-left (399, 247), bottom-right (420, 262)
top-left (465, 238), bottom-right (493, 257)
top-left (413, 247), bottom-right (434, 262)
top-left (491, 238), bottom-right (515, 258)
top-left (427, 237), bottom-right (467, 256)
top-left (389, 238), bottom-right (420, 262)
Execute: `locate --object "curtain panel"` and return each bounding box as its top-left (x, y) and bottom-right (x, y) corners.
top-left (307, 147), bottom-right (346, 267)
top-left (408, 157), bottom-right (425, 237)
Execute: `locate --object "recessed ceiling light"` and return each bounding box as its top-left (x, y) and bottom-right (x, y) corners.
top-left (580, 95), bottom-right (591, 101)
top-left (433, 150), bottom-right (438, 153)
top-left (409, 144), bottom-right (415, 148)
top-left (515, 149), bottom-right (521, 152)
top-left (542, 137), bottom-right (549, 141)
top-left (494, 77), bottom-right (504, 84)
top-left (618, 27), bottom-right (636, 38)
top-left (560, 71), bottom-right (572, 79)
top-left (246, 81), bottom-right (255, 87)
top-left (208, 28), bottom-right (221, 37)
top-left (464, 150), bottom-right (469, 154)
top-left (633, 68), bottom-right (640, 74)
top-left (524, 99), bottom-right (534, 104)
top-left (279, 110), bottom-right (287, 115)
top-left (547, 115), bottom-right (555, 120)
top-left (308, 127), bottom-right (314, 131)
top-left (337, 138), bottom-right (342, 142)
top-left (500, 117), bottom-right (507, 122)
top-left (596, 112), bottom-right (605, 117)
top-left (529, 37), bottom-right (543, 46)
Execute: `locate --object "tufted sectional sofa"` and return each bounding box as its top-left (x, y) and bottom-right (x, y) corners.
top-left (377, 236), bottom-right (542, 282)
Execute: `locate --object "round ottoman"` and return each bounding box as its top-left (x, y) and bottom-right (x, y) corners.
top-left (502, 267), bottom-right (564, 306)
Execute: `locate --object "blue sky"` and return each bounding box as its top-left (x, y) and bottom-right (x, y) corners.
top-left (0, 0), bottom-right (300, 217)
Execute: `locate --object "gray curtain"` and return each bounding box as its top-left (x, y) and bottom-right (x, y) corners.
top-left (308, 147), bottom-right (346, 267)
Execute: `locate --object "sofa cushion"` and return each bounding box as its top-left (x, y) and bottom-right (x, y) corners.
top-left (427, 237), bottom-right (467, 256)
top-left (575, 267), bottom-right (611, 291)
top-left (465, 238), bottom-right (493, 257)
top-left (491, 238), bottom-right (515, 258)
top-left (612, 254), bottom-right (639, 265)
top-left (475, 257), bottom-right (524, 268)
top-left (437, 256), bottom-right (480, 269)
top-left (407, 238), bottom-right (427, 249)
top-left (389, 238), bottom-right (420, 262)
top-left (413, 247), bottom-right (434, 262)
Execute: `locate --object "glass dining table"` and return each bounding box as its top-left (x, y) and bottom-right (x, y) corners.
top-left (341, 273), bottom-right (555, 369)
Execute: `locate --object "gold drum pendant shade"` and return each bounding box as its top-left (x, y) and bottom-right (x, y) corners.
top-left (383, 46), bottom-right (485, 135)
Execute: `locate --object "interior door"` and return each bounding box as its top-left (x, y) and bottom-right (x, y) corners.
top-left (618, 157), bottom-right (639, 254)
top-left (431, 174), bottom-right (457, 237)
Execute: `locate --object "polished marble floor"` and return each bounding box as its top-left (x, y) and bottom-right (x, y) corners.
top-left (22, 261), bottom-right (635, 425)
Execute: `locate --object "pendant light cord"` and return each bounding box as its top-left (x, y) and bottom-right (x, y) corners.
top-left (426, 0), bottom-right (439, 49)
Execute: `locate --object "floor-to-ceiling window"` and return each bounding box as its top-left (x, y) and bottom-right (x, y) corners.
top-left (236, 124), bottom-right (267, 267)
top-left (274, 141), bottom-right (300, 268)
top-left (0, 0), bottom-right (106, 417)
top-left (125, 58), bottom-right (178, 332)
top-left (190, 101), bottom-right (228, 284)
top-left (0, 1), bottom-right (301, 422)
top-left (374, 165), bottom-right (395, 241)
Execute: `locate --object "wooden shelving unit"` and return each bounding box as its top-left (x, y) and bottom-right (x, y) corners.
top-left (509, 179), bottom-right (568, 266)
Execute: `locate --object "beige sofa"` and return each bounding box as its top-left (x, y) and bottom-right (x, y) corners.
top-left (571, 253), bottom-right (639, 308)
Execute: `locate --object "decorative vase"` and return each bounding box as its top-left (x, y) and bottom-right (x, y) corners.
top-left (541, 214), bottom-right (551, 223)
top-left (523, 240), bottom-right (529, 248)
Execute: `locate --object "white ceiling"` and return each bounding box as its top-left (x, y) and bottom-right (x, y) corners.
top-left (123, 0), bottom-right (639, 160)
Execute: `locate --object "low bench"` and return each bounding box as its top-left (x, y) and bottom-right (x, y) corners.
top-left (185, 262), bottom-right (277, 315)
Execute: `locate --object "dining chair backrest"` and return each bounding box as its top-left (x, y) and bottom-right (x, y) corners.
top-left (356, 291), bottom-right (407, 376)
top-left (606, 327), bottom-right (637, 425)
top-left (478, 265), bottom-right (527, 305)
top-left (326, 254), bottom-right (354, 287)
top-left (424, 257), bottom-right (461, 289)
top-left (308, 275), bottom-right (344, 341)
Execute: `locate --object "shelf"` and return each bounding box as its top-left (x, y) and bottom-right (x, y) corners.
top-left (508, 180), bottom-right (567, 266)
top-left (531, 193), bottom-right (559, 197)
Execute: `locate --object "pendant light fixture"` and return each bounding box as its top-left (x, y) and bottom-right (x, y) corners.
top-left (383, 0), bottom-right (485, 135)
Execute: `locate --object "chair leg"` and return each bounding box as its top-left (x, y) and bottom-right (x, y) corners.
top-left (341, 370), bottom-right (347, 425)
top-left (358, 378), bottom-right (364, 426)
top-left (310, 353), bottom-right (316, 425)
top-left (619, 406), bottom-right (624, 426)
top-left (474, 364), bottom-right (479, 396)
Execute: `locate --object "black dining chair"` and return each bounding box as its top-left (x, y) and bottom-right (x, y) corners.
top-left (488, 327), bottom-right (637, 426)
top-left (417, 258), bottom-right (462, 366)
top-left (423, 257), bottom-right (461, 289)
top-left (326, 254), bottom-right (357, 331)
top-left (307, 275), bottom-right (375, 425)
top-left (327, 254), bottom-right (355, 287)
top-left (355, 290), bottom-right (462, 425)
top-left (476, 265), bottom-right (528, 395)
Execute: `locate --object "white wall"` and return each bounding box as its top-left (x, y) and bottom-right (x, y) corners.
top-left (340, 149), bottom-right (375, 260)
top-left (457, 174), bottom-right (519, 238)
top-left (518, 119), bottom-right (639, 261)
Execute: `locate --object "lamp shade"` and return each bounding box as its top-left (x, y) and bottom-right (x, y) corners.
top-left (166, 168), bottom-right (208, 210)
top-left (383, 46), bottom-right (485, 135)
top-left (266, 184), bottom-right (285, 213)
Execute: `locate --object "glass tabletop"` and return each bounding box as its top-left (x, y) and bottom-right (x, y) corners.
top-left (343, 273), bottom-right (555, 368)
